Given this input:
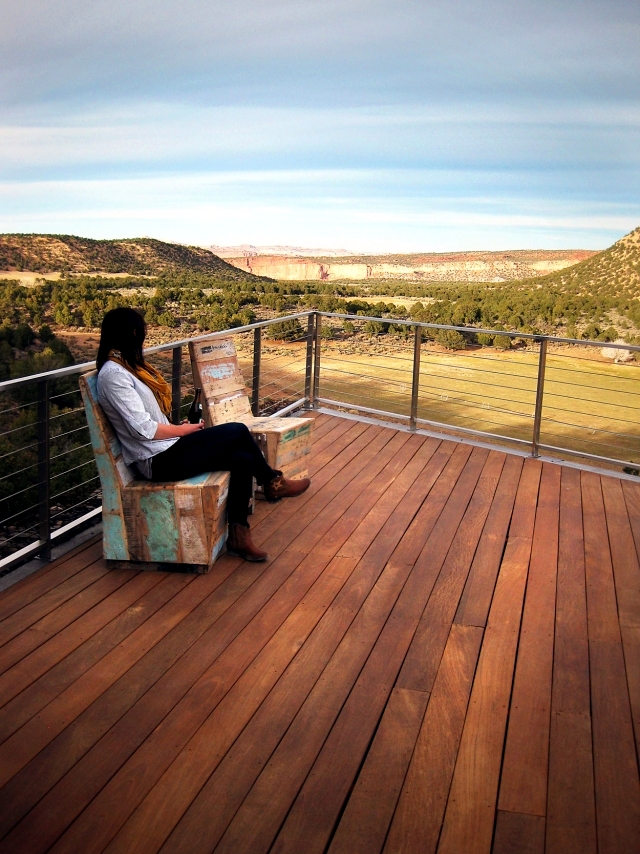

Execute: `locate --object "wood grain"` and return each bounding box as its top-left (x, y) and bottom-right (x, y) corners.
top-left (498, 463), bottom-right (560, 817)
top-left (582, 472), bottom-right (640, 854)
top-left (378, 625), bottom-right (482, 854)
top-left (436, 459), bottom-right (541, 854)
top-left (546, 466), bottom-right (595, 854)
top-left (1, 419), bottom-right (638, 854)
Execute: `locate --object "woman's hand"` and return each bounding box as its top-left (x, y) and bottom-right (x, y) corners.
top-left (154, 421), bottom-right (204, 440)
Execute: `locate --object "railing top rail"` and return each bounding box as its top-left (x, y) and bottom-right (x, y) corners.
top-left (2, 308), bottom-right (640, 394)
top-left (318, 311), bottom-right (640, 352)
top-left (0, 311), bottom-right (314, 392)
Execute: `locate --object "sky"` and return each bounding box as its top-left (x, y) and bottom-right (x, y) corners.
top-left (1, 0), bottom-right (639, 252)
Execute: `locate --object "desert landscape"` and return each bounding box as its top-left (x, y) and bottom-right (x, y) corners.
top-left (220, 248), bottom-right (596, 283)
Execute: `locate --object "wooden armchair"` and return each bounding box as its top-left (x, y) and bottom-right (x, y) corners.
top-left (79, 372), bottom-right (229, 573)
top-left (189, 336), bottom-right (313, 481)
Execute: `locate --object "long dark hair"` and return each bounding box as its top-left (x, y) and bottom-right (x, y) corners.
top-left (96, 307), bottom-right (147, 372)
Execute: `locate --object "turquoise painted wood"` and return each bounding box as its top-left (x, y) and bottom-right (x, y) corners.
top-left (189, 336), bottom-right (313, 479)
top-left (79, 372), bottom-right (230, 572)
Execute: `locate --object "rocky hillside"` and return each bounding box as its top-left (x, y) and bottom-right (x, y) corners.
top-left (0, 234), bottom-right (263, 281)
top-left (225, 248), bottom-right (597, 283)
top-left (533, 226), bottom-right (640, 293)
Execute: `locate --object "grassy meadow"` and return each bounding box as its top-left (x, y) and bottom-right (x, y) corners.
top-left (250, 338), bottom-right (640, 466)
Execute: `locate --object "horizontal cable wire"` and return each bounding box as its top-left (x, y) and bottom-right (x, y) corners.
top-left (0, 421), bottom-right (42, 439)
top-left (51, 423), bottom-right (89, 440)
top-left (50, 475), bottom-right (100, 502)
top-left (0, 460), bottom-right (38, 482)
top-left (0, 501), bottom-right (41, 526)
top-left (50, 441), bottom-right (93, 461)
top-left (50, 459), bottom-right (96, 481)
top-left (0, 481), bottom-right (39, 502)
top-left (50, 494), bottom-right (102, 521)
top-left (543, 387), bottom-right (640, 411)
top-left (0, 522), bottom-right (40, 546)
top-left (0, 399), bottom-right (39, 416)
top-left (0, 441), bottom-right (38, 461)
top-left (541, 401), bottom-right (640, 428)
top-left (49, 406), bottom-right (86, 421)
top-left (540, 415), bottom-right (640, 442)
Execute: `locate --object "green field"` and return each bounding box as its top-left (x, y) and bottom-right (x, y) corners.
top-left (253, 340), bottom-right (640, 466)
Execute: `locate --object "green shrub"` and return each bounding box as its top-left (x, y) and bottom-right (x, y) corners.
top-left (157, 312), bottom-right (177, 328)
top-left (493, 334), bottom-right (512, 350)
top-left (14, 323), bottom-right (36, 349)
top-left (319, 324), bottom-right (334, 339)
top-left (265, 318), bottom-right (305, 341)
top-left (582, 323), bottom-right (600, 341)
top-left (597, 326), bottom-right (618, 342)
top-left (477, 332), bottom-right (494, 346)
top-left (363, 320), bottom-right (387, 336)
top-left (435, 329), bottom-right (466, 350)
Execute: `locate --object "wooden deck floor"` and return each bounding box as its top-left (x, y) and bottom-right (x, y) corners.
top-left (1, 413), bottom-right (639, 854)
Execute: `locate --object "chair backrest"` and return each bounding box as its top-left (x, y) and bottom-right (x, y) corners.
top-left (79, 372), bottom-right (137, 490)
top-left (79, 371), bottom-right (139, 560)
top-left (189, 336), bottom-right (253, 426)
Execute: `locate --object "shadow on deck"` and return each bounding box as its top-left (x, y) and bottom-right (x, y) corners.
top-left (0, 412), bottom-right (639, 854)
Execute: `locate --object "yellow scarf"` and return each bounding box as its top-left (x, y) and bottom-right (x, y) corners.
top-left (109, 350), bottom-right (173, 417)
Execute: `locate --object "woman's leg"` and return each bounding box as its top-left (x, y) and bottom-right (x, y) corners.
top-left (151, 423), bottom-right (277, 525)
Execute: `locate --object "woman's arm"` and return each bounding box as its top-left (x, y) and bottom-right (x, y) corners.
top-left (154, 421), bottom-right (204, 439)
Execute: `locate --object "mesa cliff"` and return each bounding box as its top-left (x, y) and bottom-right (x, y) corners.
top-left (224, 248), bottom-right (596, 283)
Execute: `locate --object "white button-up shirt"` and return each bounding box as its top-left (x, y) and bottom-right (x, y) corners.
top-left (96, 360), bottom-right (178, 478)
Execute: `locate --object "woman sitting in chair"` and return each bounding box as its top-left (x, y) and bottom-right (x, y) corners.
top-left (96, 307), bottom-right (310, 562)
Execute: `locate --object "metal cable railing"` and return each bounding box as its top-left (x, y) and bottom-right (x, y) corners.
top-left (2, 309), bottom-right (640, 572)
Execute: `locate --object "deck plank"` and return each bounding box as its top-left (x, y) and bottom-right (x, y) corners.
top-left (158, 440), bottom-right (462, 854)
top-left (269, 449), bottom-right (493, 854)
top-left (497, 463), bottom-right (560, 820)
top-left (51, 435), bottom-right (429, 854)
top-left (545, 466), bottom-right (596, 854)
top-left (0, 416), bottom-right (637, 854)
top-left (436, 458), bottom-right (542, 854)
top-left (454, 455), bottom-right (523, 628)
top-left (0, 567), bottom-right (138, 679)
top-left (396, 450), bottom-right (505, 694)
top-left (0, 569), bottom-right (157, 707)
top-left (581, 472), bottom-right (640, 854)
top-left (602, 478), bottom-right (640, 755)
top-left (382, 624), bottom-right (483, 854)
top-left (0, 573), bottom-right (190, 745)
top-left (0, 537), bottom-right (103, 622)
top-left (0, 560), bottom-right (111, 648)
top-left (0, 556), bottom-right (251, 839)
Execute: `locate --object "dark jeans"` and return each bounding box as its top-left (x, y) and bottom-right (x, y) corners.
top-left (151, 422), bottom-right (277, 525)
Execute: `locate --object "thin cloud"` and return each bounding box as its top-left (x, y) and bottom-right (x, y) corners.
top-left (1, 0), bottom-right (639, 248)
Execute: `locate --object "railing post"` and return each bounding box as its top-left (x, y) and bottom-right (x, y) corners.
top-left (171, 346), bottom-right (182, 425)
top-left (410, 325), bottom-right (422, 431)
top-left (252, 326), bottom-right (262, 416)
top-left (37, 378), bottom-right (51, 560)
top-left (531, 337), bottom-right (548, 457)
top-left (312, 313), bottom-right (322, 408)
top-left (304, 313), bottom-right (315, 408)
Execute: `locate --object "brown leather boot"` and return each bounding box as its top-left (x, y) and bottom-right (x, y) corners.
top-left (263, 471), bottom-right (311, 503)
top-left (226, 522), bottom-right (269, 562)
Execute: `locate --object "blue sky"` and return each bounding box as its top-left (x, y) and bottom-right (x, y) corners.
top-left (1, 0), bottom-right (639, 252)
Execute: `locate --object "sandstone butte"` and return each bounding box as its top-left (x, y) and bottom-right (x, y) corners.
top-left (222, 249), bottom-right (596, 283)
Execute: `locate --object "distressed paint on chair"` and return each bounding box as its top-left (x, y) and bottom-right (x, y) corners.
top-left (189, 336), bottom-right (313, 479)
top-left (79, 372), bottom-right (229, 572)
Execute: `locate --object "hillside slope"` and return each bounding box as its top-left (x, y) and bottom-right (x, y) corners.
top-left (531, 226), bottom-right (640, 292)
top-left (0, 234), bottom-right (262, 281)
